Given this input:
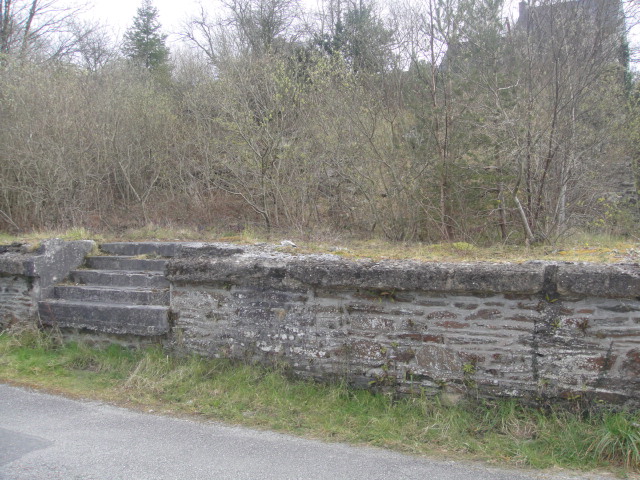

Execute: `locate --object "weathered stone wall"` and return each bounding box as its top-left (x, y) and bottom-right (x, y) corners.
top-left (0, 240), bottom-right (94, 327)
top-left (0, 274), bottom-right (34, 328)
top-left (167, 249), bottom-right (640, 408)
top-left (2, 240), bottom-right (638, 408)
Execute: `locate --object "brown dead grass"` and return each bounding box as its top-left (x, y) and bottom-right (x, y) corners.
top-left (1, 227), bottom-right (638, 264)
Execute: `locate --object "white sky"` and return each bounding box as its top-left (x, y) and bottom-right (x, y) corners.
top-left (78, 0), bottom-right (205, 42)
top-left (73, 0), bottom-right (638, 56)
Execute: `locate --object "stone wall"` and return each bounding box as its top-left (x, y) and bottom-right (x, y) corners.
top-left (0, 274), bottom-right (33, 328)
top-left (0, 240), bottom-right (94, 328)
top-left (167, 248), bottom-right (640, 408)
top-left (1, 240), bottom-right (638, 408)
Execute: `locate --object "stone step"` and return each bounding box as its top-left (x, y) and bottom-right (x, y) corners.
top-left (38, 300), bottom-right (170, 336)
top-left (70, 270), bottom-right (169, 288)
top-left (100, 242), bottom-right (183, 258)
top-left (86, 256), bottom-right (168, 272)
top-left (53, 285), bottom-right (169, 306)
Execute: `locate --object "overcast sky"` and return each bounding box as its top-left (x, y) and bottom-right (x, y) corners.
top-left (78, 0), bottom-right (204, 40)
top-left (75, 0), bottom-right (638, 54)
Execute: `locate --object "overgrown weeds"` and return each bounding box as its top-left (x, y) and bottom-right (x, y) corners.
top-left (0, 326), bottom-right (638, 476)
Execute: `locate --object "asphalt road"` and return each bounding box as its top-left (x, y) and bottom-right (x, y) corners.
top-left (0, 384), bottom-right (616, 480)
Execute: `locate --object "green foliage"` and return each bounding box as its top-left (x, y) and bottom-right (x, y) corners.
top-left (60, 228), bottom-right (96, 241)
top-left (462, 362), bottom-right (476, 375)
top-left (337, 4), bottom-right (394, 74)
top-left (314, 0), bottom-right (393, 74)
top-left (590, 198), bottom-right (638, 236)
top-left (589, 413), bottom-right (640, 468)
top-left (0, 232), bottom-right (18, 243)
top-left (0, 324), bottom-right (62, 352)
top-left (451, 242), bottom-right (476, 252)
top-left (122, 0), bottom-right (170, 71)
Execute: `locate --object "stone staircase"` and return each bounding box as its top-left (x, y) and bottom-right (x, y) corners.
top-left (38, 243), bottom-right (173, 337)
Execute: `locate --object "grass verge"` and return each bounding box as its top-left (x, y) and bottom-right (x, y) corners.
top-left (1, 326), bottom-right (638, 477)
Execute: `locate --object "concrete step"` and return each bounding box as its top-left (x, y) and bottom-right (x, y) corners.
top-left (100, 242), bottom-right (183, 258)
top-left (70, 270), bottom-right (169, 288)
top-left (86, 256), bottom-right (168, 272)
top-left (38, 300), bottom-right (170, 336)
top-left (53, 285), bottom-right (169, 306)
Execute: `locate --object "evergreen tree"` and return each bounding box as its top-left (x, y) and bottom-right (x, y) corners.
top-left (341, 4), bottom-right (392, 73)
top-left (315, 0), bottom-right (393, 74)
top-left (122, 0), bottom-right (170, 70)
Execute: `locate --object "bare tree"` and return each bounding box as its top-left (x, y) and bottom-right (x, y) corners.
top-left (224, 0), bottom-right (301, 55)
top-left (181, 4), bottom-right (223, 64)
top-left (0, 0), bottom-right (88, 61)
top-left (498, 0), bottom-right (630, 242)
top-left (183, 0), bottom-right (302, 62)
top-left (69, 20), bottom-right (118, 71)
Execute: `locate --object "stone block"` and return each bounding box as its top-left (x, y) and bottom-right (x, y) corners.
top-left (557, 264), bottom-right (640, 298)
top-left (39, 300), bottom-right (169, 336)
top-left (415, 344), bottom-right (463, 380)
